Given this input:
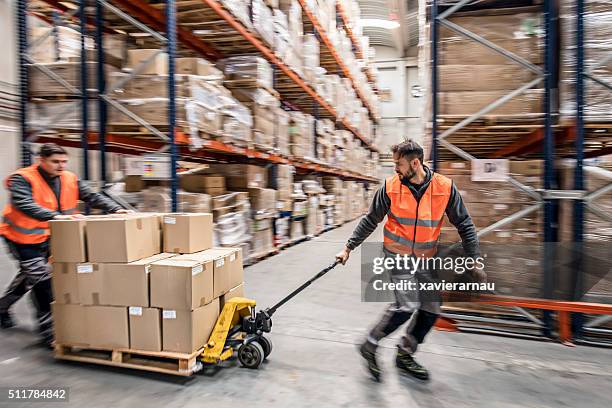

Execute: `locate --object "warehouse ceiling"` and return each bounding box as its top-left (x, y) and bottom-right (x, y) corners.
top-left (357, 0), bottom-right (418, 56)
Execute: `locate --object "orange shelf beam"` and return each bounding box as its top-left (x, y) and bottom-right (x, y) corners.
top-left (37, 133), bottom-right (378, 182)
top-left (298, 0), bottom-right (378, 122)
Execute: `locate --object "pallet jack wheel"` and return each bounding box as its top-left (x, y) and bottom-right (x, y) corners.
top-left (238, 341), bottom-right (265, 369)
top-left (256, 335), bottom-right (273, 359)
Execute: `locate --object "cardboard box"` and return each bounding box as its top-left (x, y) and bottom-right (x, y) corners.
top-left (129, 307), bottom-right (162, 352)
top-left (127, 49), bottom-right (168, 75)
top-left (439, 90), bottom-right (543, 116)
top-left (51, 263), bottom-right (79, 304)
top-left (252, 229), bottom-right (274, 255)
top-left (150, 258), bottom-right (214, 310)
top-left (175, 248), bottom-right (239, 298)
top-left (180, 175), bottom-right (226, 194)
top-left (124, 175), bottom-right (144, 192)
top-left (49, 220), bottom-right (87, 262)
top-left (86, 215), bottom-right (160, 263)
top-left (76, 263), bottom-right (105, 305)
top-left (103, 253), bottom-right (175, 307)
top-left (220, 283), bottom-right (245, 309)
top-left (175, 57), bottom-right (221, 77)
top-left (248, 188), bottom-right (277, 212)
top-left (162, 213), bottom-right (213, 253)
top-left (439, 65), bottom-right (533, 92)
top-left (207, 164), bottom-right (267, 189)
top-left (84, 305), bottom-right (129, 349)
top-left (162, 299), bottom-right (219, 353)
top-left (51, 303), bottom-right (87, 345)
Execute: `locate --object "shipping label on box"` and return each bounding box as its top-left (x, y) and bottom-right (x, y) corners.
top-left (471, 159), bottom-right (509, 182)
top-left (175, 248), bottom-right (235, 298)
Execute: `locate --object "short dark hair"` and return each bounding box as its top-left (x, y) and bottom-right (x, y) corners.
top-left (391, 139), bottom-right (424, 163)
top-left (39, 143), bottom-right (68, 158)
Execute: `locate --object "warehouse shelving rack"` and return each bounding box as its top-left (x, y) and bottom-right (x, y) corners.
top-left (297, 0), bottom-right (379, 121)
top-left (335, 1), bottom-right (378, 90)
top-left (18, 0), bottom-right (380, 214)
top-left (430, 0), bottom-right (612, 345)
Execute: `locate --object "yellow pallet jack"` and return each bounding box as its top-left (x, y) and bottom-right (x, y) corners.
top-left (200, 260), bottom-right (340, 369)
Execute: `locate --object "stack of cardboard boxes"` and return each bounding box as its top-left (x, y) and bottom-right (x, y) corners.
top-left (436, 12), bottom-right (543, 117)
top-left (50, 213), bottom-right (245, 354)
top-left (437, 161), bottom-right (543, 297)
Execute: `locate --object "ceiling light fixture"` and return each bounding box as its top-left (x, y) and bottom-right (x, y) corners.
top-left (359, 18), bottom-right (400, 30)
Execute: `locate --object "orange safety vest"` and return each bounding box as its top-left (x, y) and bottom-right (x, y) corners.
top-left (383, 172), bottom-right (452, 257)
top-left (0, 165), bottom-right (79, 244)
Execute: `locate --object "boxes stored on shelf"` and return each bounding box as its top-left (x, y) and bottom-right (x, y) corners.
top-left (29, 62), bottom-right (114, 97)
top-left (124, 175), bottom-right (145, 192)
top-left (162, 213), bottom-right (213, 254)
top-left (290, 218), bottom-right (306, 240)
top-left (252, 0), bottom-right (275, 47)
top-left (181, 174), bottom-right (226, 195)
top-left (248, 188), bottom-right (277, 216)
top-left (49, 219), bottom-right (87, 263)
top-left (52, 263), bottom-right (80, 304)
top-left (127, 49), bottom-right (168, 75)
top-left (208, 164), bottom-right (268, 189)
top-left (51, 303), bottom-right (87, 346)
top-left (438, 90), bottom-right (543, 116)
top-left (86, 214), bottom-right (160, 263)
top-left (162, 299), bottom-right (220, 353)
top-left (150, 258), bottom-right (215, 310)
top-left (140, 188), bottom-right (212, 214)
top-left (30, 26), bottom-right (91, 63)
top-left (218, 56), bottom-right (273, 90)
top-left (84, 306), bottom-right (130, 349)
top-left (129, 307), bottom-right (162, 352)
top-left (175, 57), bottom-right (222, 79)
top-left (252, 229), bottom-right (274, 255)
top-left (438, 65), bottom-right (534, 92)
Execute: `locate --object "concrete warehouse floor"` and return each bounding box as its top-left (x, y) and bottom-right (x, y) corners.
top-left (0, 219), bottom-right (610, 408)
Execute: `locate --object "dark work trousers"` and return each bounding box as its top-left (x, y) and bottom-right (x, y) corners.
top-left (0, 238), bottom-right (53, 340)
top-left (365, 304), bottom-right (439, 354)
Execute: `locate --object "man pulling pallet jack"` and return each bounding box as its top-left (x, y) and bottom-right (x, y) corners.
top-left (335, 139), bottom-right (484, 382)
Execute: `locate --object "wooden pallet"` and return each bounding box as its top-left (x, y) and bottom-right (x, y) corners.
top-left (54, 343), bottom-right (203, 377)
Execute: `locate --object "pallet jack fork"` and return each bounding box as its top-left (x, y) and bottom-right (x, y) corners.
top-left (200, 261), bottom-right (340, 369)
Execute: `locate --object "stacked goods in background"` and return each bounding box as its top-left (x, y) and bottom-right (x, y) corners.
top-left (316, 119), bottom-right (336, 165)
top-left (289, 181), bottom-right (309, 241)
top-left (50, 213), bottom-right (245, 366)
top-left (274, 164), bottom-right (295, 246)
top-left (438, 161), bottom-right (543, 298)
top-left (301, 179), bottom-right (326, 236)
top-left (436, 11), bottom-right (544, 117)
top-left (288, 111), bottom-right (315, 160)
top-left (109, 52), bottom-right (252, 148)
top-left (322, 176), bottom-right (348, 226)
top-left (319, 193), bottom-right (336, 230)
top-left (560, 1), bottom-right (612, 121)
top-left (220, 0), bottom-right (379, 137)
top-left (558, 159), bottom-right (612, 300)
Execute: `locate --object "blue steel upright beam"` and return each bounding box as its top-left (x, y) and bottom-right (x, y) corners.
top-left (17, 0), bottom-right (31, 166)
top-left (431, 0), bottom-right (439, 172)
top-left (95, 0), bottom-right (107, 184)
top-left (79, 0), bottom-right (90, 183)
top-left (541, 0), bottom-right (556, 337)
top-left (167, 0), bottom-right (178, 212)
top-left (572, 0), bottom-right (586, 338)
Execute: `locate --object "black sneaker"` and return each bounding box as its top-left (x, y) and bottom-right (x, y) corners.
top-left (396, 349), bottom-right (430, 381)
top-left (359, 343), bottom-right (382, 382)
top-left (0, 312), bottom-right (15, 329)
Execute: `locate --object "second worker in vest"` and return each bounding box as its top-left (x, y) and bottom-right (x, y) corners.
top-left (335, 139), bottom-right (484, 382)
top-left (0, 143), bottom-right (131, 348)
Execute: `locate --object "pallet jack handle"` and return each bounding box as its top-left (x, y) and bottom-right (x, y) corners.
top-left (265, 260), bottom-right (340, 317)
